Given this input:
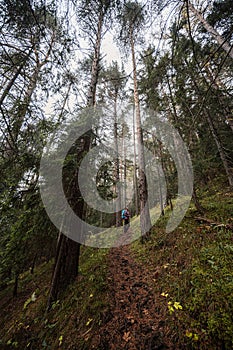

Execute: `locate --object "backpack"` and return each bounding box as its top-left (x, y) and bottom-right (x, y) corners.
top-left (121, 209), bottom-right (125, 219)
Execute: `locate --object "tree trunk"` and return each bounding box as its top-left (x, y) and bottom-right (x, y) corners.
top-left (205, 110), bottom-right (233, 188)
top-left (187, 60), bottom-right (233, 189)
top-left (192, 186), bottom-right (205, 214)
top-left (4, 35), bottom-right (55, 155)
top-left (227, 117), bottom-right (233, 132)
top-left (132, 104), bottom-right (139, 216)
top-left (0, 47), bottom-right (33, 108)
top-left (203, 65), bottom-right (233, 133)
top-left (11, 62), bottom-right (41, 144)
top-left (87, 10), bottom-right (103, 107)
top-left (120, 122), bottom-right (127, 208)
top-left (2, 48), bottom-right (34, 156)
top-left (130, 28), bottom-right (151, 237)
top-left (168, 198), bottom-right (173, 211)
top-left (187, 1), bottom-right (233, 59)
top-left (113, 95), bottom-right (122, 227)
top-left (13, 274), bottom-right (19, 298)
top-left (30, 254), bottom-right (37, 274)
top-left (47, 232), bottom-right (81, 309)
top-left (47, 8), bottom-right (105, 310)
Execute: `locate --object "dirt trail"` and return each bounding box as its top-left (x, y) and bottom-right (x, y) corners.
top-left (90, 233), bottom-right (173, 350)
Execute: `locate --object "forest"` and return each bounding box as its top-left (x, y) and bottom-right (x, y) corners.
top-left (0, 0), bottom-right (232, 349)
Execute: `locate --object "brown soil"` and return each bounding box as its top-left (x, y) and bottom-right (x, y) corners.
top-left (90, 233), bottom-right (173, 350)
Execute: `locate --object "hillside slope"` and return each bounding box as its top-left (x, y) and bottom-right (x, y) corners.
top-left (0, 185), bottom-right (232, 349)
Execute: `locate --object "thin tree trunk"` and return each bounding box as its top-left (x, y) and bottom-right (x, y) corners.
top-left (205, 110), bottom-right (233, 188)
top-left (130, 29), bottom-right (151, 238)
top-left (113, 96), bottom-right (121, 227)
top-left (0, 47), bottom-right (33, 108)
top-left (187, 1), bottom-right (233, 59)
top-left (158, 139), bottom-right (173, 211)
top-left (187, 60), bottom-right (233, 188)
top-left (169, 198), bottom-right (173, 211)
top-left (5, 34), bottom-right (55, 155)
top-left (203, 65), bottom-right (233, 133)
top-left (11, 61), bottom-right (41, 144)
top-left (150, 134), bottom-right (164, 215)
top-left (192, 186), bottom-right (205, 214)
top-left (132, 104), bottom-right (139, 216)
top-left (123, 126), bottom-right (127, 207)
top-left (120, 129), bottom-right (124, 208)
top-left (227, 117), bottom-right (233, 132)
top-left (157, 162), bottom-right (165, 216)
top-left (30, 254), bottom-right (37, 274)
top-left (13, 274), bottom-right (19, 298)
top-left (87, 10), bottom-right (103, 107)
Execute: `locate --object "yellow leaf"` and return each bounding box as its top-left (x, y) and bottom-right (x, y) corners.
top-left (59, 335), bottom-right (63, 346)
top-left (168, 305), bottom-right (174, 314)
top-left (193, 333), bottom-right (199, 341)
top-left (174, 301), bottom-right (182, 310)
top-left (89, 294), bottom-right (93, 298)
top-left (185, 330), bottom-right (193, 338)
top-left (86, 318), bottom-right (93, 326)
top-left (161, 292), bottom-right (169, 297)
top-left (31, 292), bottom-right (36, 302)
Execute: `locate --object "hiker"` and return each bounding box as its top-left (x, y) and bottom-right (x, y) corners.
top-left (122, 207), bottom-right (130, 232)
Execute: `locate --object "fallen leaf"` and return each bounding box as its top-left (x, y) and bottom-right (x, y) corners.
top-left (163, 263), bottom-right (170, 269)
top-left (185, 330), bottom-right (193, 338)
top-left (174, 301), bottom-right (182, 310)
top-left (86, 318), bottom-right (93, 326)
top-left (123, 331), bottom-right (131, 342)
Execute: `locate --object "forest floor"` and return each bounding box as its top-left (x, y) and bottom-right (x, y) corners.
top-left (90, 240), bottom-right (171, 350)
top-left (0, 183), bottom-right (232, 349)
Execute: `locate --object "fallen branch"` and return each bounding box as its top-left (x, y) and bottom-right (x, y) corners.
top-left (194, 216), bottom-right (233, 230)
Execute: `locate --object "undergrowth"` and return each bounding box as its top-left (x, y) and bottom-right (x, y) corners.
top-left (131, 186), bottom-right (233, 349)
top-left (0, 183), bottom-right (232, 349)
top-left (0, 247), bottom-right (109, 349)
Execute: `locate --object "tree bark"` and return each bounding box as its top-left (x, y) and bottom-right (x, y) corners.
top-left (132, 104), bottom-right (139, 216)
top-left (187, 1), bottom-right (233, 59)
top-left (205, 110), bottom-right (233, 188)
top-left (130, 28), bottom-right (151, 237)
top-left (113, 95), bottom-right (122, 227)
top-left (4, 34), bottom-right (55, 155)
top-left (203, 64), bottom-right (233, 133)
top-left (192, 186), bottom-right (205, 214)
top-left (186, 60), bottom-right (233, 189)
top-left (47, 7), bottom-right (105, 310)
top-left (86, 9), bottom-right (103, 107)
top-left (13, 274), bottom-right (19, 298)
top-left (0, 48), bottom-right (33, 108)
top-left (120, 122), bottom-right (127, 208)
top-left (150, 134), bottom-right (165, 216)
top-left (47, 232), bottom-right (81, 309)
